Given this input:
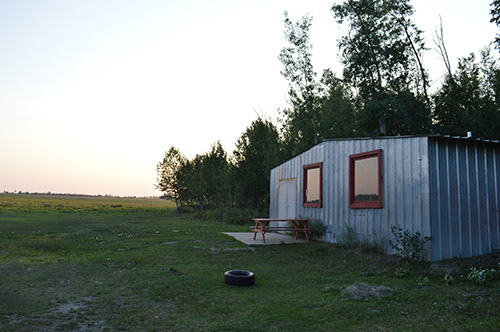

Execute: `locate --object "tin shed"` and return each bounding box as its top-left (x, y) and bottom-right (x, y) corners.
top-left (269, 135), bottom-right (500, 261)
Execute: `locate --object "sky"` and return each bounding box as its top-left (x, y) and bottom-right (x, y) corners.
top-left (1, 0), bottom-right (498, 197)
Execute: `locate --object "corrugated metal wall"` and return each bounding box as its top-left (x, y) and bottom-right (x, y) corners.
top-left (428, 138), bottom-right (500, 260)
top-left (270, 136), bottom-right (432, 255)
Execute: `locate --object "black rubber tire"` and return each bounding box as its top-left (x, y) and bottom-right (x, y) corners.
top-left (224, 270), bottom-right (255, 286)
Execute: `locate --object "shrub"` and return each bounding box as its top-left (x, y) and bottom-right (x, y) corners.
top-left (196, 207), bottom-right (262, 225)
top-left (308, 219), bottom-right (327, 240)
top-left (389, 224), bottom-right (431, 261)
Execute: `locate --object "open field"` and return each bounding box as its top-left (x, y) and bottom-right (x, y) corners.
top-left (1, 194), bottom-right (499, 331)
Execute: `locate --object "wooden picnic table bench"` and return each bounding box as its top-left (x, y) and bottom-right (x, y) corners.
top-left (250, 218), bottom-right (311, 243)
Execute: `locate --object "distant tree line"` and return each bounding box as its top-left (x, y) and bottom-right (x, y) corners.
top-left (157, 0), bottom-right (500, 218)
top-left (156, 118), bottom-right (284, 218)
top-left (1, 191), bottom-right (141, 199)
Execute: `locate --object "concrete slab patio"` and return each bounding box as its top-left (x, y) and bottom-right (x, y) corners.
top-left (222, 232), bottom-right (308, 245)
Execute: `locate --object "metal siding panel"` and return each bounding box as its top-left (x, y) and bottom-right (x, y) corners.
top-left (448, 142), bottom-right (460, 257)
top-left (469, 144), bottom-right (480, 256)
top-left (419, 138), bottom-right (432, 260)
top-left (477, 145), bottom-right (489, 254)
top-left (404, 139), bottom-right (412, 233)
top-left (401, 139), bottom-right (409, 232)
top-left (381, 139), bottom-right (391, 244)
top-left (337, 140), bottom-right (347, 239)
top-left (420, 138), bottom-right (431, 240)
top-left (494, 149), bottom-right (500, 250)
top-left (428, 139), bottom-right (441, 260)
top-left (346, 140), bottom-right (354, 232)
top-left (486, 147), bottom-right (496, 252)
top-left (412, 139), bottom-right (423, 236)
top-left (465, 144), bottom-right (474, 256)
top-left (442, 142), bottom-right (452, 258)
top-left (272, 167), bottom-right (280, 218)
top-left (457, 143), bottom-right (471, 257)
top-left (396, 139), bottom-right (404, 232)
top-left (332, 140), bottom-right (339, 239)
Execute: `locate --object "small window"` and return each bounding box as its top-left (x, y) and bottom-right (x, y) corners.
top-left (303, 163), bottom-right (322, 208)
top-left (349, 150), bottom-right (382, 208)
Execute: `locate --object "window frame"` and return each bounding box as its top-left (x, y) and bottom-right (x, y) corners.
top-left (302, 162), bottom-right (323, 208)
top-left (349, 149), bottom-right (382, 209)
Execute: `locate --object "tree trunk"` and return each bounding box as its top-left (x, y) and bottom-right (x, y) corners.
top-left (378, 116), bottom-right (387, 136)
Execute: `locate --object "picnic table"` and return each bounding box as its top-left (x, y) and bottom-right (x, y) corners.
top-left (251, 218), bottom-right (311, 243)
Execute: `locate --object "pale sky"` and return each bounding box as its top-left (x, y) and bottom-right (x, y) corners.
top-left (1, 0), bottom-right (497, 197)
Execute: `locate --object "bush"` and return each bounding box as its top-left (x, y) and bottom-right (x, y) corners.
top-left (308, 219), bottom-right (327, 240)
top-left (389, 224), bottom-right (431, 261)
top-left (196, 207), bottom-right (263, 225)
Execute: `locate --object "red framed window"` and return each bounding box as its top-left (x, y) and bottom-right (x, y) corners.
top-left (349, 149), bottom-right (382, 209)
top-left (303, 162), bottom-right (322, 208)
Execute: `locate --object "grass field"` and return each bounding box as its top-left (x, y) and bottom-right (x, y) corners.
top-left (1, 194), bottom-right (499, 331)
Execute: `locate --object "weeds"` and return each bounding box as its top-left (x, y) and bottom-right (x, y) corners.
top-left (339, 223), bottom-right (357, 248)
top-left (360, 234), bottom-right (386, 254)
top-left (389, 224), bottom-right (431, 261)
top-left (444, 273), bottom-right (454, 285)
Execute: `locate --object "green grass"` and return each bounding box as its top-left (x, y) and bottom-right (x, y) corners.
top-left (1, 194), bottom-right (499, 331)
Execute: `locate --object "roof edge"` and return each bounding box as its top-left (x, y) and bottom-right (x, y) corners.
top-left (321, 134), bottom-right (500, 144)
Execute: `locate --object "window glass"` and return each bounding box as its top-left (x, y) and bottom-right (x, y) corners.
top-left (353, 156), bottom-right (379, 202)
top-left (349, 149), bottom-right (382, 208)
top-left (303, 163), bottom-right (322, 208)
top-left (305, 167), bottom-right (321, 203)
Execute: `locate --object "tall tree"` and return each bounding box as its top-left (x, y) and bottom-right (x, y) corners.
top-left (433, 49), bottom-right (500, 139)
top-left (331, 0), bottom-right (431, 135)
top-left (233, 117), bottom-right (283, 210)
top-left (199, 142), bottom-right (231, 208)
top-left (279, 12), bottom-right (321, 154)
top-left (491, 0), bottom-right (500, 50)
top-left (316, 69), bottom-right (357, 138)
top-left (155, 146), bottom-right (186, 212)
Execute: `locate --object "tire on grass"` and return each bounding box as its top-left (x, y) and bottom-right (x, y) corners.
top-left (224, 270), bottom-right (255, 286)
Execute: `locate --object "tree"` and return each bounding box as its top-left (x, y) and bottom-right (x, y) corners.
top-left (233, 117), bottom-right (283, 210)
top-left (491, 0), bottom-right (500, 50)
top-left (316, 69), bottom-right (357, 138)
top-left (199, 142), bottom-right (232, 208)
top-left (433, 49), bottom-right (500, 139)
top-left (171, 143), bottom-right (231, 211)
top-left (331, 0), bottom-right (431, 135)
top-left (279, 12), bottom-right (321, 154)
top-left (155, 146), bottom-right (186, 212)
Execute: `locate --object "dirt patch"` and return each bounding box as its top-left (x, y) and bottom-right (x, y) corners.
top-left (429, 253), bottom-right (500, 275)
top-left (53, 300), bottom-right (86, 314)
top-left (341, 283), bottom-right (392, 300)
top-left (429, 261), bottom-right (461, 275)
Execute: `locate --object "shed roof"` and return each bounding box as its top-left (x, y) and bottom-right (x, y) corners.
top-left (321, 134), bottom-right (500, 144)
